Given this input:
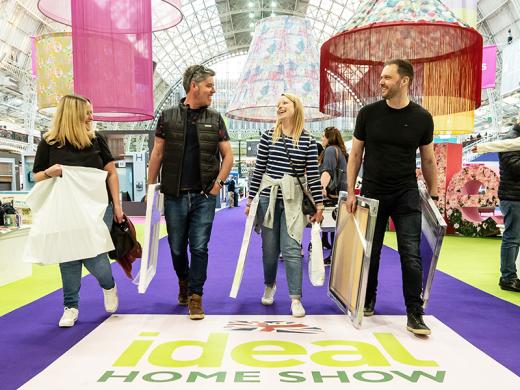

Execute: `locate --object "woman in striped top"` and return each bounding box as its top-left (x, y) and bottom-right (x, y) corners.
top-left (245, 93), bottom-right (324, 317)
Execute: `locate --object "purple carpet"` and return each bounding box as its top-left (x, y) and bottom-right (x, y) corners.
top-left (1, 202), bottom-right (519, 388)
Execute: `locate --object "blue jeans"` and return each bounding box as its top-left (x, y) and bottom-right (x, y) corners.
top-left (362, 188), bottom-right (424, 314)
top-left (59, 205), bottom-right (115, 309)
top-left (164, 192), bottom-right (216, 296)
top-left (499, 200), bottom-right (520, 281)
top-left (257, 197), bottom-right (303, 298)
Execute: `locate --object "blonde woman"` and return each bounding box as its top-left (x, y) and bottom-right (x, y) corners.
top-left (33, 94), bottom-right (124, 327)
top-left (246, 93), bottom-right (324, 317)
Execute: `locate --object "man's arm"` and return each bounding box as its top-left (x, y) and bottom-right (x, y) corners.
top-left (207, 140), bottom-right (234, 196)
top-left (419, 142), bottom-right (438, 196)
top-left (147, 137), bottom-right (165, 185)
top-left (346, 136), bottom-right (364, 213)
top-left (474, 137), bottom-right (520, 154)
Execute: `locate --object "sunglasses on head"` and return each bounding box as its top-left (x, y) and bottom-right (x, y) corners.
top-left (189, 65), bottom-right (211, 85)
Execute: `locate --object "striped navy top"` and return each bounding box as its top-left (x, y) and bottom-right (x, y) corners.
top-left (249, 129), bottom-right (323, 203)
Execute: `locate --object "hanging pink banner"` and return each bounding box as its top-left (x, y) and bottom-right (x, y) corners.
top-left (482, 45), bottom-right (497, 89)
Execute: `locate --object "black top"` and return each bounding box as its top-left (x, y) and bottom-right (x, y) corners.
top-left (155, 104), bottom-right (229, 191)
top-left (226, 178), bottom-right (236, 192)
top-left (354, 100), bottom-right (433, 194)
top-left (33, 132), bottom-right (114, 172)
top-left (33, 132), bottom-right (115, 200)
top-left (498, 130), bottom-right (520, 201)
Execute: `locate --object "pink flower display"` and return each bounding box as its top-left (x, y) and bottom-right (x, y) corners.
top-left (445, 165), bottom-right (501, 237)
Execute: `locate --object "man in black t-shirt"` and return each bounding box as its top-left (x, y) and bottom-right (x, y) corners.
top-left (148, 65), bottom-right (233, 320)
top-left (346, 59), bottom-right (438, 335)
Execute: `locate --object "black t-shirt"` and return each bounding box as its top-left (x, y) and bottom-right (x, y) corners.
top-left (354, 100), bottom-right (433, 194)
top-left (181, 108), bottom-right (203, 190)
top-left (155, 106), bottom-right (229, 192)
top-left (33, 132), bottom-right (114, 171)
top-left (33, 132), bottom-right (115, 199)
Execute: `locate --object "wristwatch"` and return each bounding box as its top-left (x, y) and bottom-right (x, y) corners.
top-left (431, 195), bottom-right (439, 201)
top-left (216, 179), bottom-right (225, 188)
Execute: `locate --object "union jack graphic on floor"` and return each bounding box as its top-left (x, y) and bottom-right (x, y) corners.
top-left (225, 320), bottom-right (324, 333)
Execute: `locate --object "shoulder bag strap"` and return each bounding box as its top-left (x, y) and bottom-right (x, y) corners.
top-left (281, 133), bottom-right (307, 194)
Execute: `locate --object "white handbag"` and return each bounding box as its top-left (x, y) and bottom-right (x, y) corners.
top-left (308, 222), bottom-right (325, 286)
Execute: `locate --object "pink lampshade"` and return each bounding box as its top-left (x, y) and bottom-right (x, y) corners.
top-left (71, 0), bottom-right (154, 121)
top-left (37, 0), bottom-right (182, 32)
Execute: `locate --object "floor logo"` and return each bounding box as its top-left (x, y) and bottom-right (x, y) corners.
top-left (225, 320), bottom-right (324, 333)
top-left (21, 315), bottom-right (520, 389)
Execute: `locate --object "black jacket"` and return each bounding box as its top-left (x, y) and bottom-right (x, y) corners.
top-left (499, 125), bottom-right (520, 201)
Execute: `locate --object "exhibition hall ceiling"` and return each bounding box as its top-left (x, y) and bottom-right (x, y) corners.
top-left (0, 0), bottom-right (519, 133)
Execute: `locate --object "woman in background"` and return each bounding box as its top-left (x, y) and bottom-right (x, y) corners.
top-left (33, 94), bottom-right (123, 327)
top-left (319, 126), bottom-right (348, 264)
top-left (246, 93), bottom-right (324, 317)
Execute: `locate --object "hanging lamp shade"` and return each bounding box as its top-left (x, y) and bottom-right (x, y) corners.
top-left (71, 0), bottom-right (155, 121)
top-left (226, 16), bottom-right (335, 122)
top-left (37, 0), bottom-right (182, 32)
top-left (320, 0), bottom-right (483, 134)
top-left (33, 32), bottom-right (74, 114)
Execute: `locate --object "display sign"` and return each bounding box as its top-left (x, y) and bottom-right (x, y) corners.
top-left (328, 192), bottom-right (379, 328)
top-left (418, 182), bottom-right (447, 308)
top-left (501, 39), bottom-right (520, 96)
top-left (481, 45), bottom-right (497, 89)
top-left (137, 184), bottom-right (164, 293)
top-left (230, 196), bottom-right (259, 298)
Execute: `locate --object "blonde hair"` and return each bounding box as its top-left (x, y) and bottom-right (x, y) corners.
top-left (272, 93), bottom-right (305, 147)
top-left (44, 94), bottom-right (95, 149)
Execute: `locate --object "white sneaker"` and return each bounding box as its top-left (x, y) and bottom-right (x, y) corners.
top-left (261, 284), bottom-right (277, 305)
top-left (103, 284), bottom-right (118, 313)
top-left (291, 300), bottom-right (306, 318)
top-left (59, 307), bottom-right (79, 327)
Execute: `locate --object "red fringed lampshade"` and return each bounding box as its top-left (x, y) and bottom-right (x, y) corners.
top-left (320, 0), bottom-right (483, 131)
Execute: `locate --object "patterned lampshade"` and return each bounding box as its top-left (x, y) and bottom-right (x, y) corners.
top-left (33, 32), bottom-right (74, 114)
top-left (320, 0), bottom-right (483, 135)
top-left (226, 16), bottom-right (334, 123)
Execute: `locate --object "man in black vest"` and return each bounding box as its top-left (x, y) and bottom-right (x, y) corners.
top-left (148, 65), bottom-right (233, 320)
top-left (347, 59), bottom-right (438, 335)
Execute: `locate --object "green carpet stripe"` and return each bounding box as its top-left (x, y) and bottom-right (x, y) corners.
top-left (384, 232), bottom-right (520, 306)
top-left (0, 224), bottom-right (168, 316)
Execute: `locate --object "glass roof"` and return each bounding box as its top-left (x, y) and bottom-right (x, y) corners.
top-left (0, 0), bottom-right (519, 138)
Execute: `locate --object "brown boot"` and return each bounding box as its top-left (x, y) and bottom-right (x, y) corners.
top-left (178, 279), bottom-right (188, 306)
top-left (188, 294), bottom-right (205, 320)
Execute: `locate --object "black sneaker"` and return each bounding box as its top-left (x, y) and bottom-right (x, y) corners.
top-left (323, 256), bottom-right (331, 266)
top-left (499, 278), bottom-right (520, 292)
top-left (363, 296), bottom-right (376, 317)
top-left (406, 313), bottom-right (431, 335)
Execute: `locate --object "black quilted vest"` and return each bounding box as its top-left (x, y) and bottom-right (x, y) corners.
top-left (160, 102), bottom-right (221, 196)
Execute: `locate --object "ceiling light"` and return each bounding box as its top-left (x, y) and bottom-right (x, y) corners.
top-left (271, 1), bottom-right (277, 6)
top-left (249, 12), bottom-right (254, 18)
